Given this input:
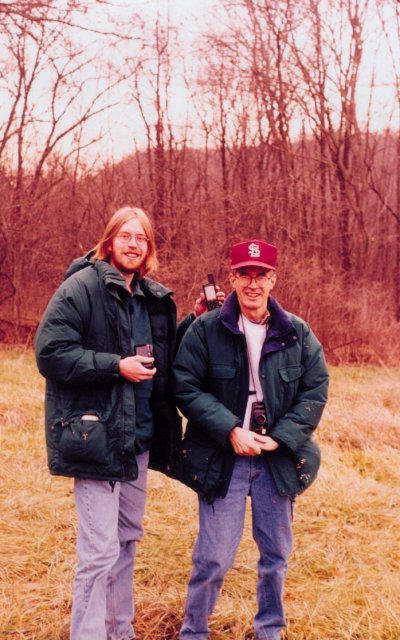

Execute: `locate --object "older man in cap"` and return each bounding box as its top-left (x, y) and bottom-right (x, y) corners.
top-left (173, 239), bottom-right (329, 640)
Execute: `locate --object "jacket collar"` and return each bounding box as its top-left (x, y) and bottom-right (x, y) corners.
top-left (63, 252), bottom-right (125, 288)
top-left (64, 251), bottom-right (96, 280)
top-left (140, 277), bottom-right (173, 300)
top-left (219, 291), bottom-right (298, 353)
top-left (64, 254), bottom-right (173, 300)
top-left (219, 291), bottom-right (243, 335)
top-left (100, 267), bottom-right (174, 302)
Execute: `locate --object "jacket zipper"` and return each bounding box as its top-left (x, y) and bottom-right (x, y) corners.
top-left (116, 300), bottom-right (126, 480)
top-left (232, 335), bottom-right (247, 417)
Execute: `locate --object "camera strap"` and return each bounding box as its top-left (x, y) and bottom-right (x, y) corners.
top-left (239, 314), bottom-right (265, 404)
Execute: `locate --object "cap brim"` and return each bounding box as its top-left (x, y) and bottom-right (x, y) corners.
top-left (231, 260), bottom-right (276, 270)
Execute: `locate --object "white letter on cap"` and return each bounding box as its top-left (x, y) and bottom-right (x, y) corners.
top-left (248, 242), bottom-right (261, 258)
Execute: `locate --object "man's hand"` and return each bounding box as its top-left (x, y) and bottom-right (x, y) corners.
top-left (119, 355), bottom-right (156, 382)
top-left (229, 426), bottom-right (279, 456)
top-left (194, 287), bottom-right (225, 317)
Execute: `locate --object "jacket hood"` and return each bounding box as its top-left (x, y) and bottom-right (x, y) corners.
top-left (64, 251), bottom-right (95, 280)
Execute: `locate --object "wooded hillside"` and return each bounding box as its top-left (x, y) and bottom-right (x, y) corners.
top-left (0, 0), bottom-right (399, 364)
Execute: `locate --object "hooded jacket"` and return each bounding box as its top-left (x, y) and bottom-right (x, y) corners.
top-left (35, 256), bottom-right (182, 482)
top-left (173, 291), bottom-right (329, 501)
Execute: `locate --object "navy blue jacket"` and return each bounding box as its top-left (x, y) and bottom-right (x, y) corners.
top-left (35, 257), bottom-right (182, 482)
top-left (173, 291), bottom-right (329, 501)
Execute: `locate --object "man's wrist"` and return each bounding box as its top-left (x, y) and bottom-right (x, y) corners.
top-left (229, 424), bottom-right (242, 441)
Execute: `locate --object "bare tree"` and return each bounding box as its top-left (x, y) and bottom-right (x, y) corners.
top-left (0, 0), bottom-right (138, 331)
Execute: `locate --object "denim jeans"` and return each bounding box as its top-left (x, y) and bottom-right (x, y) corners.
top-left (179, 455), bottom-right (293, 640)
top-left (70, 451), bottom-right (149, 640)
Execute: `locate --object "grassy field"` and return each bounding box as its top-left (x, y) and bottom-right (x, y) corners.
top-left (1, 348), bottom-right (399, 640)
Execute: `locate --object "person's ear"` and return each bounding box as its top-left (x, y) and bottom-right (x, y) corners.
top-left (229, 272), bottom-right (236, 289)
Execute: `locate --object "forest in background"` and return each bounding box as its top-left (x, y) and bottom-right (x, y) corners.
top-left (0, 0), bottom-right (399, 364)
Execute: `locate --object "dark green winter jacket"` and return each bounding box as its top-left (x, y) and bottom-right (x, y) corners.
top-left (173, 291), bottom-right (329, 501)
top-left (35, 256), bottom-right (182, 482)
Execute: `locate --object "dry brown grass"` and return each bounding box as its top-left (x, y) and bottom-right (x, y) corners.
top-left (1, 350), bottom-right (399, 639)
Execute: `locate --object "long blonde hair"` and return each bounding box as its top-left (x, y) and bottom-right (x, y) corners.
top-left (92, 206), bottom-right (158, 276)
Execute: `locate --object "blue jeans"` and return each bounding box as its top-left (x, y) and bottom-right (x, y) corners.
top-left (70, 451), bottom-right (149, 640)
top-left (180, 455), bottom-right (293, 640)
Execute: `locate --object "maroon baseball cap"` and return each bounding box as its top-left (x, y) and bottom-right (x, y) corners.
top-left (230, 240), bottom-right (277, 270)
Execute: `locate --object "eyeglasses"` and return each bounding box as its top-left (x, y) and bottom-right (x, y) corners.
top-left (235, 271), bottom-right (275, 286)
top-left (115, 232), bottom-right (149, 246)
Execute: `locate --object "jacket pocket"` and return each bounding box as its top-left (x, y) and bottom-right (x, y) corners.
top-left (181, 437), bottom-right (225, 498)
top-left (277, 365), bottom-right (302, 413)
top-left (208, 364), bottom-right (236, 378)
top-left (278, 365), bottom-right (302, 382)
top-left (58, 417), bottom-right (109, 465)
top-left (208, 365), bottom-right (237, 405)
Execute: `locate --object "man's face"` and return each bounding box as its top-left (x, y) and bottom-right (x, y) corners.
top-left (230, 267), bottom-right (276, 317)
top-left (108, 217), bottom-right (148, 277)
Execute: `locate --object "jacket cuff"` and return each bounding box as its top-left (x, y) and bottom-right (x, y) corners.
top-left (94, 353), bottom-right (121, 378)
top-left (270, 436), bottom-right (290, 452)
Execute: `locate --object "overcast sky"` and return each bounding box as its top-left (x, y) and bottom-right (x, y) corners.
top-left (2, 0), bottom-right (397, 166)
top-left (89, 0), bottom-right (399, 161)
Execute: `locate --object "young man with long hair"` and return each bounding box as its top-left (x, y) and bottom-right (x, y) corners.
top-left (35, 206), bottom-right (217, 640)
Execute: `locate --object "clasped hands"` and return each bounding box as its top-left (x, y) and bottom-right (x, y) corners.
top-left (229, 426), bottom-right (279, 456)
